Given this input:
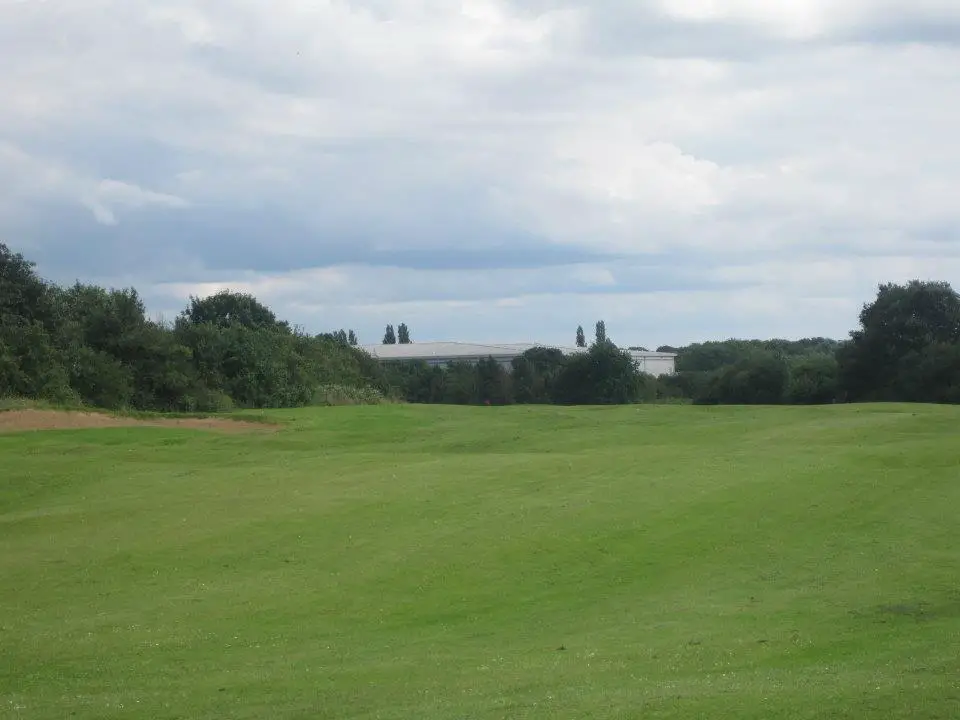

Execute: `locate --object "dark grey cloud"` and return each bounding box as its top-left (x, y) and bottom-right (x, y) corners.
top-left (21, 201), bottom-right (621, 286)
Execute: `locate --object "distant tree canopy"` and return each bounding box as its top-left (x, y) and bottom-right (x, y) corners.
top-left (694, 351), bottom-right (789, 406)
top-left (786, 354), bottom-right (839, 405)
top-left (321, 329), bottom-right (359, 346)
top-left (0, 243), bottom-right (387, 411)
top-left (3, 243), bottom-right (960, 410)
top-left (383, 324), bottom-right (396, 344)
top-left (182, 290), bottom-right (287, 332)
top-left (675, 338), bottom-right (840, 373)
top-left (837, 280), bottom-right (960, 403)
top-left (553, 339), bottom-right (649, 405)
top-left (576, 325), bottom-right (586, 347)
top-left (595, 320), bottom-right (607, 344)
top-left (380, 340), bottom-right (656, 406)
top-left (397, 323), bottom-right (411, 344)
top-left (512, 347), bottom-right (566, 404)
top-left (1, 243), bottom-right (55, 328)
top-left (659, 280), bottom-right (960, 406)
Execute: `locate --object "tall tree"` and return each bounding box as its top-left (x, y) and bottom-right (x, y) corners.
top-left (397, 323), bottom-right (411, 344)
top-left (595, 320), bottom-right (607, 345)
top-left (837, 280), bottom-right (960, 402)
top-left (786, 355), bottom-right (839, 405)
top-left (476, 357), bottom-right (512, 405)
top-left (347, 330), bottom-right (358, 346)
top-left (512, 347), bottom-right (566, 404)
top-left (695, 351), bottom-right (789, 405)
top-left (0, 242), bottom-right (57, 329)
top-left (383, 324), bottom-right (397, 344)
top-left (576, 325), bottom-right (586, 347)
top-left (182, 290), bottom-right (286, 332)
top-left (554, 341), bottom-right (640, 405)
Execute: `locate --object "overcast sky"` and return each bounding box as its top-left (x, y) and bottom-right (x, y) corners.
top-left (3, 0), bottom-right (960, 347)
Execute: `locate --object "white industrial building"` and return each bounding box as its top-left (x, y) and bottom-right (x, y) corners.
top-left (361, 342), bottom-right (677, 376)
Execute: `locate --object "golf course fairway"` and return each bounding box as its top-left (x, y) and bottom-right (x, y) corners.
top-left (1, 403), bottom-right (958, 719)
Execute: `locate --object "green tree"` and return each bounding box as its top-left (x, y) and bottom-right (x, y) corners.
top-left (695, 351), bottom-right (788, 405)
top-left (786, 355), bottom-right (839, 405)
top-left (0, 244), bottom-right (72, 401)
top-left (837, 280), bottom-right (960, 402)
top-left (894, 342), bottom-right (960, 404)
top-left (511, 347), bottom-right (566, 404)
top-left (397, 323), bottom-right (411, 344)
top-left (0, 242), bottom-right (58, 329)
top-left (554, 341), bottom-right (641, 405)
top-left (383, 324), bottom-right (397, 344)
top-left (0, 244), bottom-right (391, 411)
top-left (576, 325), bottom-right (586, 347)
top-left (476, 357), bottom-right (512, 405)
top-left (0, 322), bottom-right (75, 403)
top-left (595, 320), bottom-right (607, 345)
top-left (56, 284), bottom-right (148, 357)
top-left (381, 360), bottom-right (439, 403)
top-left (182, 290), bottom-right (287, 332)
top-left (442, 362), bottom-right (478, 404)
top-left (348, 330), bottom-right (358, 346)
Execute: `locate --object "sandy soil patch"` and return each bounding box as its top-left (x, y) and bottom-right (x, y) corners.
top-left (0, 409), bottom-right (277, 434)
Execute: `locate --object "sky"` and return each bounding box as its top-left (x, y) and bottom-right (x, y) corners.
top-left (3, 0), bottom-right (960, 348)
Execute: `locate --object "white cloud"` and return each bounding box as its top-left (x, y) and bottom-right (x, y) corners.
top-left (0, 142), bottom-right (189, 225)
top-left (2, 0), bottom-right (960, 342)
top-left (144, 252), bottom-right (960, 346)
top-left (82, 180), bottom-right (189, 226)
top-left (656, 0), bottom-right (960, 39)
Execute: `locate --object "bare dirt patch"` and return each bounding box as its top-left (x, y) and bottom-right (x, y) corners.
top-left (0, 409), bottom-right (277, 434)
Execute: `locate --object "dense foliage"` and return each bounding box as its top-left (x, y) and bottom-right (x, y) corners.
top-left (3, 242), bottom-right (959, 409)
top-left (0, 244), bottom-right (388, 411)
top-left (380, 341), bottom-right (655, 406)
top-left (667, 280), bottom-right (960, 405)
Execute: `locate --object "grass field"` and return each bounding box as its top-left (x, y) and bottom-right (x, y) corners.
top-left (1, 403), bottom-right (958, 719)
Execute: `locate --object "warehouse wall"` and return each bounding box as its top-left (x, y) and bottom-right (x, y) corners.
top-left (632, 354), bottom-right (677, 377)
top-left (407, 352), bottom-right (676, 376)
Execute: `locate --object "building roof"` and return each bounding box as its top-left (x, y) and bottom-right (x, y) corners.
top-left (361, 341), bottom-right (676, 360)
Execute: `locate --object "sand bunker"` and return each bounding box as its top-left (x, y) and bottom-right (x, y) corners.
top-left (0, 409), bottom-right (277, 434)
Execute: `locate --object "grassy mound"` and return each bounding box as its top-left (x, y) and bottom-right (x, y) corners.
top-left (1, 404), bottom-right (957, 718)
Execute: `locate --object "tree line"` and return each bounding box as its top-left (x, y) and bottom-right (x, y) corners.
top-left (381, 281), bottom-right (960, 407)
top-left (3, 242), bottom-right (959, 409)
top-left (381, 323), bottom-right (651, 406)
top-left (1, 243), bottom-right (386, 411)
top-left (662, 281), bottom-right (960, 405)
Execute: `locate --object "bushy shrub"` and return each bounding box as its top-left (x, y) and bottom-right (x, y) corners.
top-left (553, 341), bottom-right (644, 405)
top-left (312, 384), bottom-right (386, 406)
top-left (785, 355), bottom-right (839, 405)
top-left (695, 352), bottom-right (788, 405)
top-left (0, 321), bottom-right (77, 404)
top-left (894, 342), bottom-right (960, 404)
top-left (64, 345), bottom-right (135, 409)
top-left (182, 387), bottom-right (236, 413)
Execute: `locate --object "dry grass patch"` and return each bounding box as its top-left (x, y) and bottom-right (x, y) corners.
top-left (0, 409), bottom-right (276, 434)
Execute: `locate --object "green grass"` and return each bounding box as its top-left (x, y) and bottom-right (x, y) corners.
top-left (1, 404), bottom-right (958, 719)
